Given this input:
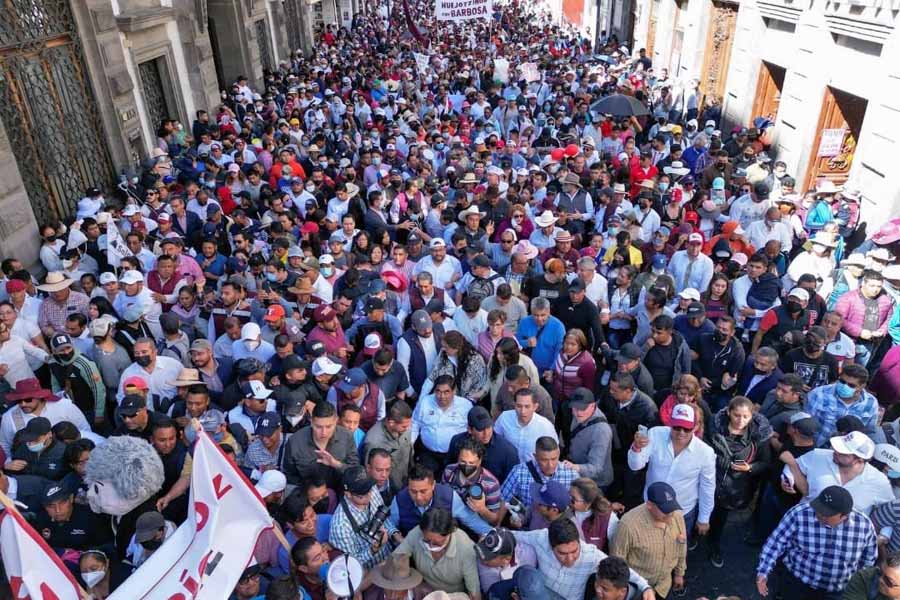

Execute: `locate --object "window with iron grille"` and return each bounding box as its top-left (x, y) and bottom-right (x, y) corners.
top-left (255, 19), bottom-right (274, 75)
top-left (139, 58), bottom-right (172, 139)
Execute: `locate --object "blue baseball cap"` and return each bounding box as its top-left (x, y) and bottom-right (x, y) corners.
top-left (337, 368), bottom-right (367, 393)
top-left (647, 481), bottom-right (681, 513)
top-left (255, 412), bottom-right (282, 437)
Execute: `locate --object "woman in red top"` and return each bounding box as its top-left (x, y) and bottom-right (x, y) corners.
top-left (701, 273), bottom-right (734, 322)
top-left (570, 477), bottom-right (621, 553)
top-left (548, 329), bottom-right (596, 400)
top-left (659, 374), bottom-right (713, 440)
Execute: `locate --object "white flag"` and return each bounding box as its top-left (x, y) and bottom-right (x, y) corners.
top-left (109, 431), bottom-right (273, 599)
top-left (494, 58), bottom-right (510, 83)
top-left (105, 220), bottom-right (132, 268)
top-left (0, 506), bottom-right (85, 600)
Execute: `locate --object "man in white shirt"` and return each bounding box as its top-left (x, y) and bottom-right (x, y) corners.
top-left (667, 233), bottom-right (714, 295)
top-left (452, 296), bottom-right (488, 347)
top-left (822, 311), bottom-right (856, 368)
top-left (412, 239), bottom-right (463, 295)
top-left (780, 430), bottom-right (893, 515)
top-left (632, 193), bottom-right (661, 245)
top-left (494, 388), bottom-right (558, 463)
top-left (0, 378), bottom-right (90, 458)
top-left (410, 375), bottom-right (471, 465)
top-left (116, 338), bottom-right (183, 404)
top-left (628, 403), bottom-right (716, 535)
top-left (0, 325), bottom-right (48, 387)
top-left (578, 257), bottom-right (609, 309)
top-left (745, 206), bottom-right (793, 252)
top-left (113, 270), bottom-right (163, 340)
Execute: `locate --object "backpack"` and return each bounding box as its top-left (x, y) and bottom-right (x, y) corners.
top-left (467, 273), bottom-right (502, 302)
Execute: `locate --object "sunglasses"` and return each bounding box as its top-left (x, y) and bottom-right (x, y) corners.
top-left (672, 426), bottom-right (692, 433)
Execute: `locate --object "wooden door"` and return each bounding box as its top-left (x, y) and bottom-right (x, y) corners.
top-left (804, 87), bottom-right (867, 191)
top-left (646, 0), bottom-right (658, 57)
top-left (750, 61), bottom-right (785, 126)
top-left (699, 1), bottom-right (737, 106)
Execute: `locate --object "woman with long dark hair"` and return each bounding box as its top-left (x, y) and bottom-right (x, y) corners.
top-left (422, 330), bottom-right (488, 404)
top-left (701, 273), bottom-right (734, 322)
top-left (487, 337), bottom-right (540, 413)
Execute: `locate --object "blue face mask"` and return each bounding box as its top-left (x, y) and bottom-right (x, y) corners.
top-left (658, 182), bottom-right (669, 193)
top-left (835, 381), bottom-right (856, 399)
top-left (705, 126), bottom-right (715, 135)
top-left (27, 440), bottom-right (46, 453)
top-left (318, 562), bottom-right (331, 581)
top-left (266, 273), bottom-right (279, 283)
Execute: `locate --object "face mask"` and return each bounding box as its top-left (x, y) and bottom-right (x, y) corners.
top-left (321, 267), bottom-right (333, 277)
top-left (81, 571), bottom-right (105, 588)
top-left (306, 184), bottom-right (316, 192)
top-left (658, 182), bottom-right (669, 193)
top-left (812, 244), bottom-right (827, 254)
top-left (245, 340), bottom-right (260, 351)
top-left (141, 538), bottom-right (162, 551)
top-left (372, 157), bottom-right (381, 165)
top-left (288, 414), bottom-right (304, 426)
top-left (135, 355), bottom-right (153, 368)
top-left (836, 381), bottom-right (856, 399)
top-left (421, 539), bottom-right (448, 553)
top-left (458, 463), bottom-right (477, 477)
top-left (608, 227), bottom-right (619, 236)
top-left (27, 440), bottom-right (46, 453)
top-left (313, 498), bottom-right (329, 513)
top-left (785, 300), bottom-right (802, 314)
top-left (705, 127), bottom-right (714, 135)
top-left (266, 273), bottom-right (279, 283)
top-left (56, 350), bottom-right (75, 363)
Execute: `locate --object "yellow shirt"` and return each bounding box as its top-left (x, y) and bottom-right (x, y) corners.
top-left (610, 503), bottom-right (687, 597)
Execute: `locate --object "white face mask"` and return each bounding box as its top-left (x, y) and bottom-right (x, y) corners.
top-left (82, 570), bottom-right (106, 588)
top-left (245, 339), bottom-right (260, 351)
top-left (287, 414), bottom-right (304, 426)
top-left (421, 539), bottom-right (449, 553)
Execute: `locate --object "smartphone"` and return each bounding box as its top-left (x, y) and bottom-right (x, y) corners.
top-left (637, 425), bottom-right (648, 436)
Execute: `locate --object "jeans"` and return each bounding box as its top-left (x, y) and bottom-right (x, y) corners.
top-left (683, 505), bottom-right (698, 536)
top-left (755, 485), bottom-right (789, 541)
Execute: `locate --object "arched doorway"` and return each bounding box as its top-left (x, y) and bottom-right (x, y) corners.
top-left (0, 0), bottom-right (115, 222)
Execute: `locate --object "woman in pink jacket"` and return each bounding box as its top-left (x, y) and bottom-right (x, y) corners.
top-left (547, 329), bottom-right (597, 399)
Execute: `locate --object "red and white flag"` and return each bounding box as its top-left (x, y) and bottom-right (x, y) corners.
top-left (0, 506), bottom-right (85, 600)
top-left (109, 430), bottom-right (273, 599)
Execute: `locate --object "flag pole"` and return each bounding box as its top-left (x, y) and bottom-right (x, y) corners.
top-left (0, 491), bottom-right (93, 600)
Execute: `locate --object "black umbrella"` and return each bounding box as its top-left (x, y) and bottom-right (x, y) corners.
top-left (589, 94), bottom-right (650, 117)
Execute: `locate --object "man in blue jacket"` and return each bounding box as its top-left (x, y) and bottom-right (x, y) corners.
top-left (515, 296), bottom-right (565, 374)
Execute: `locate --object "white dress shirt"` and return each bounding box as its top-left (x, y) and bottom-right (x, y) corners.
top-left (494, 410), bottom-right (559, 463)
top-left (412, 255), bottom-right (463, 293)
top-left (452, 308), bottom-right (488, 347)
top-left (792, 448), bottom-right (894, 515)
top-left (632, 207), bottom-right (661, 244)
top-left (583, 273), bottom-right (609, 308)
top-left (628, 425), bottom-right (716, 522)
top-left (667, 250), bottom-right (714, 294)
top-left (411, 394), bottom-right (472, 452)
top-left (746, 219), bottom-right (793, 253)
top-left (116, 356), bottom-right (184, 403)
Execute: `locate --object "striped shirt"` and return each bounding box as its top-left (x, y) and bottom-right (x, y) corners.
top-left (442, 464), bottom-right (502, 511)
top-left (757, 502), bottom-right (877, 592)
top-left (500, 461), bottom-right (577, 508)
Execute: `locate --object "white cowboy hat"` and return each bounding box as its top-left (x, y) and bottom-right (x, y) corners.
top-left (37, 272), bottom-right (74, 293)
top-left (534, 210), bottom-right (558, 228)
top-left (345, 182), bottom-right (360, 199)
top-left (663, 161), bottom-right (690, 177)
top-left (458, 206), bottom-right (486, 222)
top-left (815, 180), bottom-right (842, 195)
top-left (809, 232), bottom-right (838, 248)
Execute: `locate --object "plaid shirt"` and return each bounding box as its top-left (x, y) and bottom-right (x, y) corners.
top-left (500, 461), bottom-right (577, 507)
top-left (511, 528), bottom-right (649, 598)
top-left (242, 434), bottom-right (289, 472)
top-left (38, 291), bottom-right (89, 334)
top-left (757, 502), bottom-right (876, 592)
top-left (328, 488), bottom-right (397, 570)
top-left (805, 384), bottom-right (879, 446)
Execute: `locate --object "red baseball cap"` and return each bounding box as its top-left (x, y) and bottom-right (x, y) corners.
top-left (123, 376), bottom-right (149, 390)
top-left (264, 305), bottom-right (286, 322)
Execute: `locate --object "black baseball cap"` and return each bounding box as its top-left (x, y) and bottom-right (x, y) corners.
top-left (42, 483), bottom-right (72, 505)
top-left (647, 481), bottom-right (681, 514)
top-left (568, 278), bottom-right (586, 293)
top-left (810, 485), bottom-right (853, 517)
top-left (119, 394), bottom-right (147, 416)
top-left (569, 387), bottom-right (595, 409)
top-left (616, 343), bottom-right (642, 361)
top-left (282, 354), bottom-right (309, 373)
top-left (685, 301), bottom-right (706, 318)
top-left (21, 416), bottom-right (52, 442)
top-left (342, 465), bottom-right (375, 496)
top-left (468, 406), bottom-right (493, 431)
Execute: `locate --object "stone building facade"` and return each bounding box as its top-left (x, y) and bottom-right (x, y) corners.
top-left (0, 0), bottom-right (320, 266)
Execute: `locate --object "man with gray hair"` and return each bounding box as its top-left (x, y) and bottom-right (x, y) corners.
top-left (515, 297), bottom-right (566, 373)
top-left (577, 256), bottom-right (609, 309)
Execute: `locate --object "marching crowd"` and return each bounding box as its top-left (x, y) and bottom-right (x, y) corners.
top-left (4, 0), bottom-right (900, 599)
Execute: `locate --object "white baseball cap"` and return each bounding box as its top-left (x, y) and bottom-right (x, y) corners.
top-left (119, 270), bottom-right (143, 285)
top-left (678, 288), bottom-right (701, 301)
top-left (254, 469), bottom-right (286, 498)
top-left (241, 322), bottom-right (261, 341)
top-left (831, 431), bottom-right (875, 460)
top-left (312, 356), bottom-right (342, 376)
top-left (788, 287), bottom-right (810, 302)
top-left (99, 272), bottom-right (117, 285)
top-left (875, 444), bottom-right (900, 475)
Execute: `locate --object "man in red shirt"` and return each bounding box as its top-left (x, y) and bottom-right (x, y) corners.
top-left (629, 151), bottom-right (659, 198)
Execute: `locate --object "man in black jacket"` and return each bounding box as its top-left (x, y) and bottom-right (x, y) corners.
top-left (693, 316), bottom-right (746, 412)
top-left (553, 278), bottom-right (605, 351)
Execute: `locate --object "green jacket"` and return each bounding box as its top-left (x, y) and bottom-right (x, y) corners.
top-left (843, 567), bottom-right (889, 600)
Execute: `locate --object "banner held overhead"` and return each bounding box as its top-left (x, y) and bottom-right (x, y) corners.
top-left (435, 0), bottom-right (492, 22)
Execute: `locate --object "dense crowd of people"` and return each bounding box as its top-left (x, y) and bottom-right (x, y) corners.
top-left (4, 0), bottom-right (900, 598)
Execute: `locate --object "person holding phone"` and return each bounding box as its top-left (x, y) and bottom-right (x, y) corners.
top-left (706, 396), bottom-right (773, 568)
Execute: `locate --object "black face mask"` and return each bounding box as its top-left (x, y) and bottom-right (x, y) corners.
top-left (140, 538), bottom-right (162, 551)
top-left (804, 339), bottom-right (823, 354)
top-left (135, 355), bottom-right (153, 368)
top-left (313, 498), bottom-right (329, 514)
top-left (785, 300), bottom-right (802, 314)
top-left (458, 463), bottom-right (478, 477)
top-left (712, 330), bottom-right (726, 344)
top-left (753, 366), bottom-right (770, 376)
top-left (56, 350), bottom-right (75, 363)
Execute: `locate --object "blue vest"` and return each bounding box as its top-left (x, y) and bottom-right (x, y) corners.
top-left (395, 483), bottom-right (453, 535)
top-left (401, 327), bottom-right (443, 395)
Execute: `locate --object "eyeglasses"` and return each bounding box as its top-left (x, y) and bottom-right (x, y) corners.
top-left (239, 573), bottom-right (261, 584)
